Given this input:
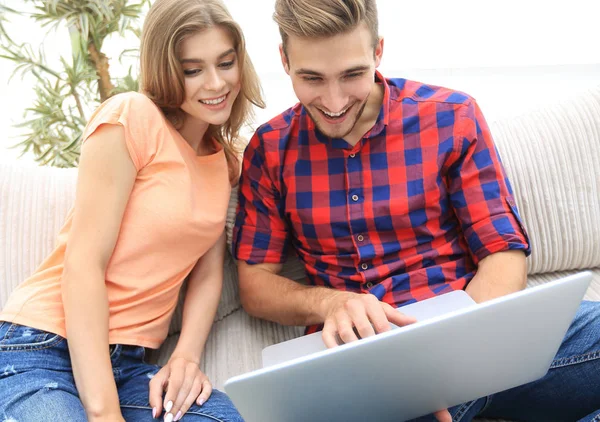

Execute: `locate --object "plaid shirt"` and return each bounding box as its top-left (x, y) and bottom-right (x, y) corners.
top-left (233, 72), bottom-right (530, 332)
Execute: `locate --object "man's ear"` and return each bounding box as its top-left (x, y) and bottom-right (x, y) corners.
top-left (374, 36), bottom-right (384, 68)
top-left (279, 43), bottom-right (290, 75)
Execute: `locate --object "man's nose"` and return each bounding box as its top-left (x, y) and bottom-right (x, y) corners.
top-left (320, 83), bottom-right (348, 113)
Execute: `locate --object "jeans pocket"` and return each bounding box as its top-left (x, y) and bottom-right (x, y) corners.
top-left (0, 323), bottom-right (64, 352)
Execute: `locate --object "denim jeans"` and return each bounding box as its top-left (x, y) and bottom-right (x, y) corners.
top-left (0, 322), bottom-right (243, 422)
top-left (412, 300), bottom-right (600, 422)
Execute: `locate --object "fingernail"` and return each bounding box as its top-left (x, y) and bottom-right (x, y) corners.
top-left (152, 407), bottom-right (157, 418)
top-left (165, 400), bottom-right (173, 412)
top-left (164, 413), bottom-right (174, 422)
top-left (198, 398), bottom-right (205, 406)
top-left (174, 411), bottom-right (183, 421)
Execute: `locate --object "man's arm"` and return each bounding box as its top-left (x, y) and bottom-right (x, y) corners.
top-left (466, 250), bottom-right (527, 303)
top-left (238, 261), bottom-right (416, 347)
top-left (447, 99), bottom-right (530, 302)
top-left (238, 261), bottom-right (343, 326)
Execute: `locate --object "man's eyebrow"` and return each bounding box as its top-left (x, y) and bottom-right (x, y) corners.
top-left (180, 48), bottom-right (236, 64)
top-left (295, 69), bottom-right (323, 76)
top-left (295, 65), bottom-right (370, 77)
top-left (342, 65), bottom-right (370, 74)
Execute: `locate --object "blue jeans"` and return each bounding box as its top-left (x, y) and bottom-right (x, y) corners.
top-left (412, 300), bottom-right (600, 422)
top-left (0, 322), bottom-right (243, 421)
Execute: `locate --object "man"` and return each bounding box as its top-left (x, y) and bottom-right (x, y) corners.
top-left (232, 1), bottom-right (600, 420)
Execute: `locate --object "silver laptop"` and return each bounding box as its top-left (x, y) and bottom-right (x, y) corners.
top-left (224, 272), bottom-right (592, 422)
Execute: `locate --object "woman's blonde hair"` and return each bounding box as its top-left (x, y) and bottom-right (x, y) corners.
top-left (274, 0), bottom-right (379, 58)
top-left (140, 0), bottom-right (265, 182)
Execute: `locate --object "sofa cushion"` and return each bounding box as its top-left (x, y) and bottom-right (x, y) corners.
top-left (0, 162), bottom-right (77, 309)
top-left (490, 87), bottom-right (600, 274)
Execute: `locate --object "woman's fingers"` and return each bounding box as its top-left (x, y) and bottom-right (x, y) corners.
top-left (162, 364), bottom-right (185, 421)
top-left (168, 362), bottom-right (198, 421)
top-left (196, 379), bottom-right (212, 406)
top-left (148, 367), bottom-right (169, 419)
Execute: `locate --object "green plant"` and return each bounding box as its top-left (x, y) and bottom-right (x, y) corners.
top-left (0, 0), bottom-right (150, 167)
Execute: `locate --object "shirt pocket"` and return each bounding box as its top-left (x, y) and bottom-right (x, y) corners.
top-left (0, 323), bottom-right (64, 352)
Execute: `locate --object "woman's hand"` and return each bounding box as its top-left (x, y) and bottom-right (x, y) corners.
top-left (88, 413), bottom-right (126, 422)
top-left (149, 356), bottom-right (212, 421)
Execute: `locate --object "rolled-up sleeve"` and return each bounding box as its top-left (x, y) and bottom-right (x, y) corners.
top-left (447, 99), bottom-right (530, 264)
top-left (233, 130), bottom-right (289, 264)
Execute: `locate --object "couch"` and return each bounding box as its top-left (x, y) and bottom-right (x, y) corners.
top-left (1, 86), bottom-right (599, 421)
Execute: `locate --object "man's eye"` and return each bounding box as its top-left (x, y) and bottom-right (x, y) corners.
top-left (345, 73), bottom-right (362, 79)
top-left (183, 69), bottom-right (201, 76)
top-left (303, 77), bottom-right (321, 82)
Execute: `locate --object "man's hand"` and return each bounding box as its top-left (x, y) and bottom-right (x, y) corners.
top-left (149, 356), bottom-right (212, 421)
top-left (434, 408), bottom-right (452, 422)
top-left (320, 292), bottom-right (417, 348)
top-left (320, 293), bottom-right (451, 422)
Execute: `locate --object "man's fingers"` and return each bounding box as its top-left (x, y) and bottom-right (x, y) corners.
top-left (383, 303), bottom-right (417, 327)
top-left (196, 379), bottom-right (212, 406)
top-left (435, 408), bottom-right (452, 422)
top-left (346, 298), bottom-right (376, 339)
top-left (148, 369), bottom-right (168, 418)
top-left (335, 309), bottom-right (360, 344)
top-left (363, 295), bottom-right (393, 334)
top-left (322, 319), bottom-right (339, 348)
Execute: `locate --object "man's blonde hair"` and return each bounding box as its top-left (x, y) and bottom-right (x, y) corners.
top-left (273, 0), bottom-right (379, 57)
top-left (140, 0), bottom-right (265, 181)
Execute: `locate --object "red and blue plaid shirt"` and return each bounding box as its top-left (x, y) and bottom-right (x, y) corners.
top-left (233, 72), bottom-right (530, 331)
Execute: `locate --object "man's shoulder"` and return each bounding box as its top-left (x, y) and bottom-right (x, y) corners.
top-left (387, 77), bottom-right (474, 107)
top-left (255, 103), bottom-right (302, 140)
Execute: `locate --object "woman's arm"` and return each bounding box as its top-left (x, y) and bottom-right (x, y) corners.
top-left (149, 233), bottom-right (226, 421)
top-left (62, 123), bottom-right (137, 420)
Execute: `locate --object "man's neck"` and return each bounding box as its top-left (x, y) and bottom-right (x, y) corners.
top-left (343, 81), bottom-right (385, 147)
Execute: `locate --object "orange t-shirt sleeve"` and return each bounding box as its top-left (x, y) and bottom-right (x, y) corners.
top-left (81, 92), bottom-right (163, 170)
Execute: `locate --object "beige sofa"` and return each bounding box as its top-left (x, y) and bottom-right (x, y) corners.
top-left (1, 86), bottom-right (599, 419)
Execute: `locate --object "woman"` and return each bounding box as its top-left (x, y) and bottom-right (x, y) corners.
top-left (0, 0), bottom-right (263, 420)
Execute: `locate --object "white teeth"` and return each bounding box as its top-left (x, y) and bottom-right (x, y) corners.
top-left (323, 108), bottom-right (348, 117)
top-left (200, 95), bottom-right (226, 105)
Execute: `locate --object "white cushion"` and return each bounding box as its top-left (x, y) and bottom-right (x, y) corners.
top-left (490, 87), bottom-right (600, 274)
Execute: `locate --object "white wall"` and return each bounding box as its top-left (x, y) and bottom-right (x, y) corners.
top-left (1, 0), bottom-right (599, 162)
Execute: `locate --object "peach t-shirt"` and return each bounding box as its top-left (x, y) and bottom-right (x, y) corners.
top-left (0, 92), bottom-right (231, 348)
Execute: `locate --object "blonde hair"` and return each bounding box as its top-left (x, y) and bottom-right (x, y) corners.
top-left (273, 0), bottom-right (379, 57)
top-left (140, 0), bottom-right (265, 182)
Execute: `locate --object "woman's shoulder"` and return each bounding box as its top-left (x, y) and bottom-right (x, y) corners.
top-left (104, 91), bottom-right (163, 117)
top-left (85, 91), bottom-right (168, 136)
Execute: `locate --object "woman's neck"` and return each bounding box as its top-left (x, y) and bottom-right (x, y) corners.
top-left (178, 115), bottom-right (211, 154)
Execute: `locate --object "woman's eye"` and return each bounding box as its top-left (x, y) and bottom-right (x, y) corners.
top-left (219, 60), bottom-right (235, 69)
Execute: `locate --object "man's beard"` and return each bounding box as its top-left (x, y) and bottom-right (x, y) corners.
top-left (306, 100), bottom-right (368, 139)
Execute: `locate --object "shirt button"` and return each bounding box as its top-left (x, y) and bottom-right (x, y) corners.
top-left (366, 282), bottom-right (374, 289)
top-left (351, 194), bottom-right (359, 202)
top-left (349, 153), bottom-right (356, 158)
top-left (361, 263), bottom-right (368, 270)
top-left (357, 234), bottom-right (364, 242)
